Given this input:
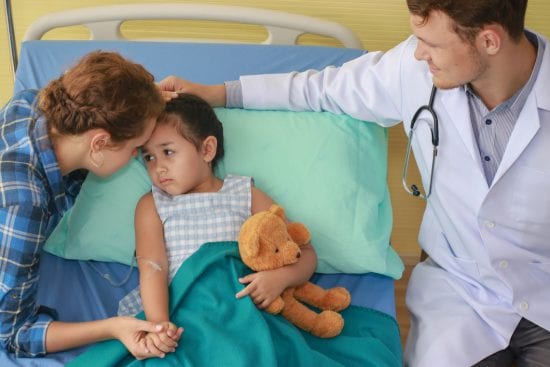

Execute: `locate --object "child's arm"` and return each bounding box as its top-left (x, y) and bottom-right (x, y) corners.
top-left (236, 187), bottom-right (318, 309)
top-left (135, 193), bottom-right (170, 323)
top-left (135, 193), bottom-right (183, 354)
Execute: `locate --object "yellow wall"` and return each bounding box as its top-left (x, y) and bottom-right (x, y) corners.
top-left (2, 1), bottom-right (549, 262)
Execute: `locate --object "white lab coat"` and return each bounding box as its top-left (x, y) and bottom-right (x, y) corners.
top-left (240, 33), bottom-right (550, 366)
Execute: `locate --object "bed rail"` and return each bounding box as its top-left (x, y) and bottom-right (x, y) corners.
top-left (23, 3), bottom-right (362, 48)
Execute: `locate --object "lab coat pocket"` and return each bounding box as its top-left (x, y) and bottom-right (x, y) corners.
top-left (445, 247), bottom-right (480, 281)
top-left (436, 232), bottom-right (480, 280)
top-left (510, 165), bottom-right (550, 225)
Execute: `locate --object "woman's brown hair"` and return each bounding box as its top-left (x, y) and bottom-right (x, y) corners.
top-left (39, 51), bottom-right (165, 144)
top-left (406, 0), bottom-right (528, 43)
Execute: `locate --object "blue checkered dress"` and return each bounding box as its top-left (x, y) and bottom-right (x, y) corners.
top-left (0, 90), bottom-right (84, 356)
top-left (117, 175), bottom-right (252, 316)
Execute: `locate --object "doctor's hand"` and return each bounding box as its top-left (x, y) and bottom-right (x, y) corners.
top-left (157, 75), bottom-right (226, 106)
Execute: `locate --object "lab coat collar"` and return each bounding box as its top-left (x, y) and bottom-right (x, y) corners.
top-left (533, 34), bottom-right (550, 111)
top-left (492, 94), bottom-right (539, 184)
top-left (492, 34), bottom-right (549, 184)
top-left (439, 89), bottom-right (486, 181)
top-left (439, 34), bottom-right (549, 188)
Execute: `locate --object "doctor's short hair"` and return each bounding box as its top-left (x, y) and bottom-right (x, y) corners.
top-left (406, 0), bottom-right (528, 43)
top-left (157, 93), bottom-right (225, 169)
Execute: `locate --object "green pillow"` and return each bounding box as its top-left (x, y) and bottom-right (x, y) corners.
top-left (44, 157), bottom-right (151, 265)
top-left (45, 108), bottom-right (404, 278)
top-left (215, 109), bottom-right (402, 277)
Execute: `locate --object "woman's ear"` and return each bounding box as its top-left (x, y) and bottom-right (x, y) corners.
top-left (89, 130), bottom-right (111, 152)
top-left (201, 136), bottom-right (218, 163)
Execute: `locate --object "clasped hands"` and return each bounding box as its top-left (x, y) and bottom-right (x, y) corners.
top-left (117, 317), bottom-right (184, 360)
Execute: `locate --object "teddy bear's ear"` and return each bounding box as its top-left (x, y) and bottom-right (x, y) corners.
top-left (287, 222), bottom-right (311, 245)
top-left (269, 204), bottom-right (285, 220)
top-left (241, 235), bottom-right (261, 260)
top-left (238, 218), bottom-right (262, 263)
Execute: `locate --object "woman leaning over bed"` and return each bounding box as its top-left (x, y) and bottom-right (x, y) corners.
top-left (0, 51), bottom-right (182, 359)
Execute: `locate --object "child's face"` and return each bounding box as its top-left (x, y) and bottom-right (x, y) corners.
top-left (141, 122), bottom-right (212, 196)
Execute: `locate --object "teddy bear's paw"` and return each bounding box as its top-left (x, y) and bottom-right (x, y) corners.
top-left (265, 297), bottom-right (284, 314)
top-left (311, 311), bottom-right (344, 338)
top-left (322, 287), bottom-right (351, 312)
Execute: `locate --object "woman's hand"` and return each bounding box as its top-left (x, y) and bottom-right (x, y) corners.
top-left (112, 317), bottom-right (182, 360)
top-left (157, 76), bottom-right (226, 106)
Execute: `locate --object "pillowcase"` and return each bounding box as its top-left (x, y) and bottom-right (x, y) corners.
top-left (45, 108), bottom-right (404, 278)
top-left (214, 109), bottom-right (402, 277)
top-left (44, 157), bottom-right (151, 265)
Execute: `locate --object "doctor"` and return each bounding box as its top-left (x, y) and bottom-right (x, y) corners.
top-left (159, 0), bottom-right (549, 365)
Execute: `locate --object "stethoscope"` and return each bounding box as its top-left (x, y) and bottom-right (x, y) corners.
top-left (402, 85), bottom-right (439, 200)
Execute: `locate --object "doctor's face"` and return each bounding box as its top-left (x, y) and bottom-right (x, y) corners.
top-left (410, 10), bottom-right (487, 90)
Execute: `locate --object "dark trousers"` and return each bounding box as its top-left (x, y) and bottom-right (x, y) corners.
top-left (472, 318), bottom-right (550, 367)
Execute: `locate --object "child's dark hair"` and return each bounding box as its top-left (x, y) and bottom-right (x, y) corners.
top-left (158, 93), bottom-right (225, 169)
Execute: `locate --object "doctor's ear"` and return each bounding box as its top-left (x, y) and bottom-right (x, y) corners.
top-left (477, 26), bottom-right (502, 56)
top-left (201, 136), bottom-right (218, 163)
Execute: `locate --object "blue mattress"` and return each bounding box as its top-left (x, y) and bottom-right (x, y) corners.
top-left (2, 40), bottom-right (396, 366)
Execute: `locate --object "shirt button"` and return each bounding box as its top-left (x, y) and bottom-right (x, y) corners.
top-left (484, 220), bottom-right (496, 228)
top-left (484, 155), bottom-right (491, 162)
top-left (485, 119), bottom-right (493, 125)
top-left (519, 301), bottom-right (529, 311)
top-left (499, 260), bottom-right (509, 269)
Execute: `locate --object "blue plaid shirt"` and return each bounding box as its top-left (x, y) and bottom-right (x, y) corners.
top-left (0, 90), bottom-right (85, 356)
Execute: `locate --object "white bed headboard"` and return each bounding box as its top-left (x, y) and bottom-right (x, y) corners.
top-left (22, 3), bottom-right (363, 48)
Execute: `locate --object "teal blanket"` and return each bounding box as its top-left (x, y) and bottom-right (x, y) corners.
top-left (68, 242), bottom-right (402, 366)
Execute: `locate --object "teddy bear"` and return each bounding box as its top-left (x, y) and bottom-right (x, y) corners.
top-left (238, 204), bottom-right (351, 338)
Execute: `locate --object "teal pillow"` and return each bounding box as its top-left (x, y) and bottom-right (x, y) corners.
top-left (215, 109), bottom-right (402, 277)
top-left (45, 108), bottom-right (404, 278)
top-left (44, 157), bottom-right (151, 265)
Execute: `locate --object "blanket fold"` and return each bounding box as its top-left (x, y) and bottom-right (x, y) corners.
top-left (68, 242), bottom-right (401, 366)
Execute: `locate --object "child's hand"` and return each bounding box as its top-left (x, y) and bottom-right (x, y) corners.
top-left (235, 269), bottom-right (288, 309)
top-left (144, 321), bottom-right (184, 358)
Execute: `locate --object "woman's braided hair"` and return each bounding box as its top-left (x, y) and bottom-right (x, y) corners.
top-left (39, 51), bottom-right (165, 144)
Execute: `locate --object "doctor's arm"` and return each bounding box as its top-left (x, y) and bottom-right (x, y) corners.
top-left (159, 37), bottom-right (415, 126)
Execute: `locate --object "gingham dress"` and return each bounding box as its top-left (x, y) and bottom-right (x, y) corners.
top-left (117, 175), bottom-right (252, 316)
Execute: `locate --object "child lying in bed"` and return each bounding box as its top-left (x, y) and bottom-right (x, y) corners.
top-left (117, 93), bottom-right (317, 357)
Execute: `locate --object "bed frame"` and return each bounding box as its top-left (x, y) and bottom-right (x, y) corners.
top-left (22, 3), bottom-right (362, 47)
top-left (3, 4), bottom-right (402, 366)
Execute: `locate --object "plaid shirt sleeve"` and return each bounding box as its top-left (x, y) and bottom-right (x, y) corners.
top-left (0, 91), bottom-right (56, 357)
top-left (0, 205), bottom-right (53, 357)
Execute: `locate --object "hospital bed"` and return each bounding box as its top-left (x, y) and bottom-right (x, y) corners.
top-left (2, 4), bottom-right (403, 366)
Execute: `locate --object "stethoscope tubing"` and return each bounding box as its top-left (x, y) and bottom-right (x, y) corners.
top-left (402, 85), bottom-right (439, 199)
